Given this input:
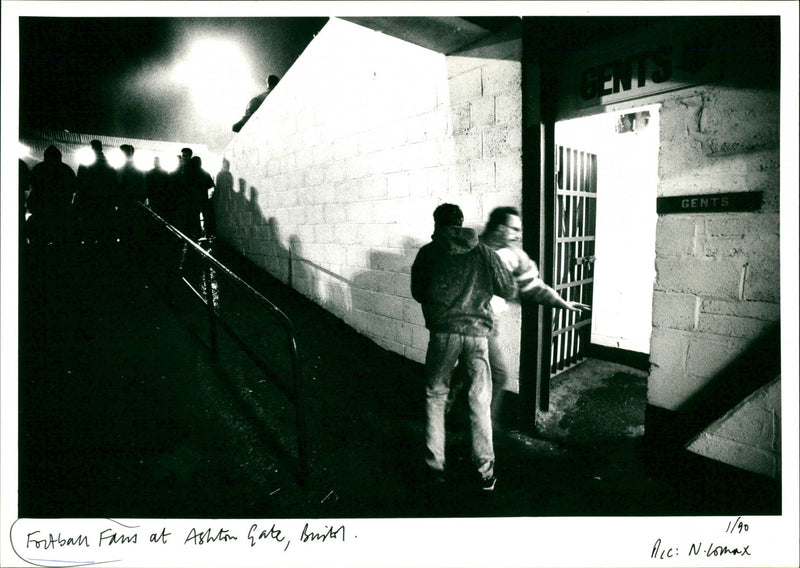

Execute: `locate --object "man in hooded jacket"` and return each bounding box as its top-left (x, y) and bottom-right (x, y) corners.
top-left (411, 203), bottom-right (514, 491)
top-left (27, 145), bottom-right (76, 244)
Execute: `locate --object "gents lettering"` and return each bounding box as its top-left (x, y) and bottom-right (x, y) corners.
top-left (613, 59), bottom-right (633, 93)
top-left (598, 63), bottom-right (614, 96)
top-left (579, 47), bottom-right (673, 101)
top-left (680, 196), bottom-right (732, 210)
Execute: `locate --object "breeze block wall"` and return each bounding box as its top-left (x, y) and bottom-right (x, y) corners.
top-left (650, 85), bottom-right (781, 477)
top-left (217, 18), bottom-right (523, 374)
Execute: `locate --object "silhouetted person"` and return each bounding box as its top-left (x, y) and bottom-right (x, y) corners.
top-left (117, 144), bottom-right (147, 245)
top-left (210, 159), bottom-right (233, 238)
top-left (117, 144), bottom-right (146, 203)
top-left (75, 140), bottom-right (119, 244)
top-left (142, 155), bottom-right (175, 275)
top-left (411, 203), bottom-right (514, 492)
top-left (180, 147), bottom-right (193, 167)
top-left (145, 156), bottom-right (171, 220)
top-left (26, 145), bottom-right (77, 245)
top-left (168, 148), bottom-right (193, 235)
top-left (171, 151), bottom-right (212, 241)
top-left (189, 156), bottom-right (215, 239)
top-left (232, 74), bottom-right (279, 132)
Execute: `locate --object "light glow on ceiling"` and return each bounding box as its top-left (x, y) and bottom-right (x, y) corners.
top-left (133, 149), bottom-right (155, 171)
top-left (160, 153), bottom-right (180, 173)
top-left (172, 38), bottom-right (258, 125)
top-left (107, 147), bottom-right (126, 169)
top-left (75, 147), bottom-right (96, 167)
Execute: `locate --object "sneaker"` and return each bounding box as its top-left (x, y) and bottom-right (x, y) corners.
top-left (481, 475), bottom-right (497, 491)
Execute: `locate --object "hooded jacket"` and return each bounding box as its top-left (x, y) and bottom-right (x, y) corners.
top-left (27, 147), bottom-right (76, 217)
top-left (411, 226), bottom-right (515, 336)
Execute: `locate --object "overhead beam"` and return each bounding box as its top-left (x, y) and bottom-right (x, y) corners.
top-left (341, 17), bottom-right (491, 54)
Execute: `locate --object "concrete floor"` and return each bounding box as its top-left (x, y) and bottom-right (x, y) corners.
top-left (17, 237), bottom-right (780, 520)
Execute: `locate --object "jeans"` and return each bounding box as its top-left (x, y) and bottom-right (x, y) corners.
top-left (488, 325), bottom-right (509, 421)
top-left (425, 332), bottom-right (494, 480)
top-left (446, 321), bottom-right (508, 425)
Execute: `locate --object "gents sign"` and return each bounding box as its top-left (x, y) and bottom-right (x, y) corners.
top-left (580, 47), bottom-right (673, 102)
top-left (554, 20), bottom-right (723, 119)
top-left (656, 192), bottom-right (763, 215)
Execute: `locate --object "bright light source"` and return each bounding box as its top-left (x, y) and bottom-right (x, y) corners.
top-left (134, 149), bottom-right (155, 171)
top-left (75, 147), bottom-right (96, 166)
top-left (18, 142), bottom-right (31, 159)
top-left (202, 153), bottom-right (222, 176)
top-left (161, 153), bottom-right (180, 173)
top-left (107, 148), bottom-right (125, 169)
top-left (172, 38), bottom-right (258, 124)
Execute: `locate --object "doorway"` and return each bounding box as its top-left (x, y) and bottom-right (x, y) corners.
top-left (554, 103), bottom-right (660, 361)
top-left (531, 103), bottom-right (660, 438)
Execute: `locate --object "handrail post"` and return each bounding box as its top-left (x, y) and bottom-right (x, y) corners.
top-left (288, 333), bottom-right (310, 485)
top-left (137, 203), bottom-right (311, 485)
top-left (202, 248), bottom-right (219, 357)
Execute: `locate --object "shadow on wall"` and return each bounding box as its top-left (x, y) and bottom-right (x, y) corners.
top-left (286, 231), bottom-right (423, 334)
top-left (213, 174), bottom-right (429, 414)
top-left (646, 322), bottom-right (782, 455)
top-left (677, 322), bottom-right (781, 441)
top-left (215, 175), bottom-right (294, 284)
top-left (215, 174), bottom-right (424, 348)
top-left (285, 232), bottom-right (352, 320)
top-left (350, 240), bottom-right (422, 345)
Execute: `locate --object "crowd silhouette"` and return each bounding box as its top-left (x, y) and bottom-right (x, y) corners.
top-left (22, 140), bottom-right (220, 249)
top-left (23, 73), bottom-right (283, 248)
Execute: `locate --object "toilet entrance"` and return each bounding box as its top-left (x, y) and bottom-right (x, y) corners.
top-left (531, 104), bottom-right (660, 419)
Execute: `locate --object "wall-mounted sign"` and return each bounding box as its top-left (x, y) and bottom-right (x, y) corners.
top-left (579, 46), bottom-right (675, 103)
top-left (555, 20), bottom-right (726, 119)
top-left (656, 192), bottom-right (763, 214)
top-left (554, 18), bottom-right (778, 121)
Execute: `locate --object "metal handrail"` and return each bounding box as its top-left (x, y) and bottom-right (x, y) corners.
top-left (136, 202), bottom-right (310, 485)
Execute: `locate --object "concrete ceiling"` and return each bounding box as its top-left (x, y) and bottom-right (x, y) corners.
top-left (341, 17), bottom-right (504, 55)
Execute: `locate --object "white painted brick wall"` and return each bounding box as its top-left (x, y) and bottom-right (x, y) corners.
top-left (654, 217), bottom-right (699, 257)
top-left (655, 257), bottom-right (743, 299)
top-left (650, 85), bottom-right (781, 476)
top-left (651, 291), bottom-right (696, 331)
top-left (217, 17), bottom-right (523, 371)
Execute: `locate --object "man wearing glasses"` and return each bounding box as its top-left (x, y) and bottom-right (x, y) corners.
top-left (479, 206), bottom-right (591, 423)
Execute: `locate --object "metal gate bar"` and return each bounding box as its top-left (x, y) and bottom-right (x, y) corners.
top-left (552, 146), bottom-right (597, 375)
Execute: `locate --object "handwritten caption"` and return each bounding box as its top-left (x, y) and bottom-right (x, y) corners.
top-left (650, 517), bottom-right (752, 561)
top-left (11, 518), bottom-right (350, 567)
